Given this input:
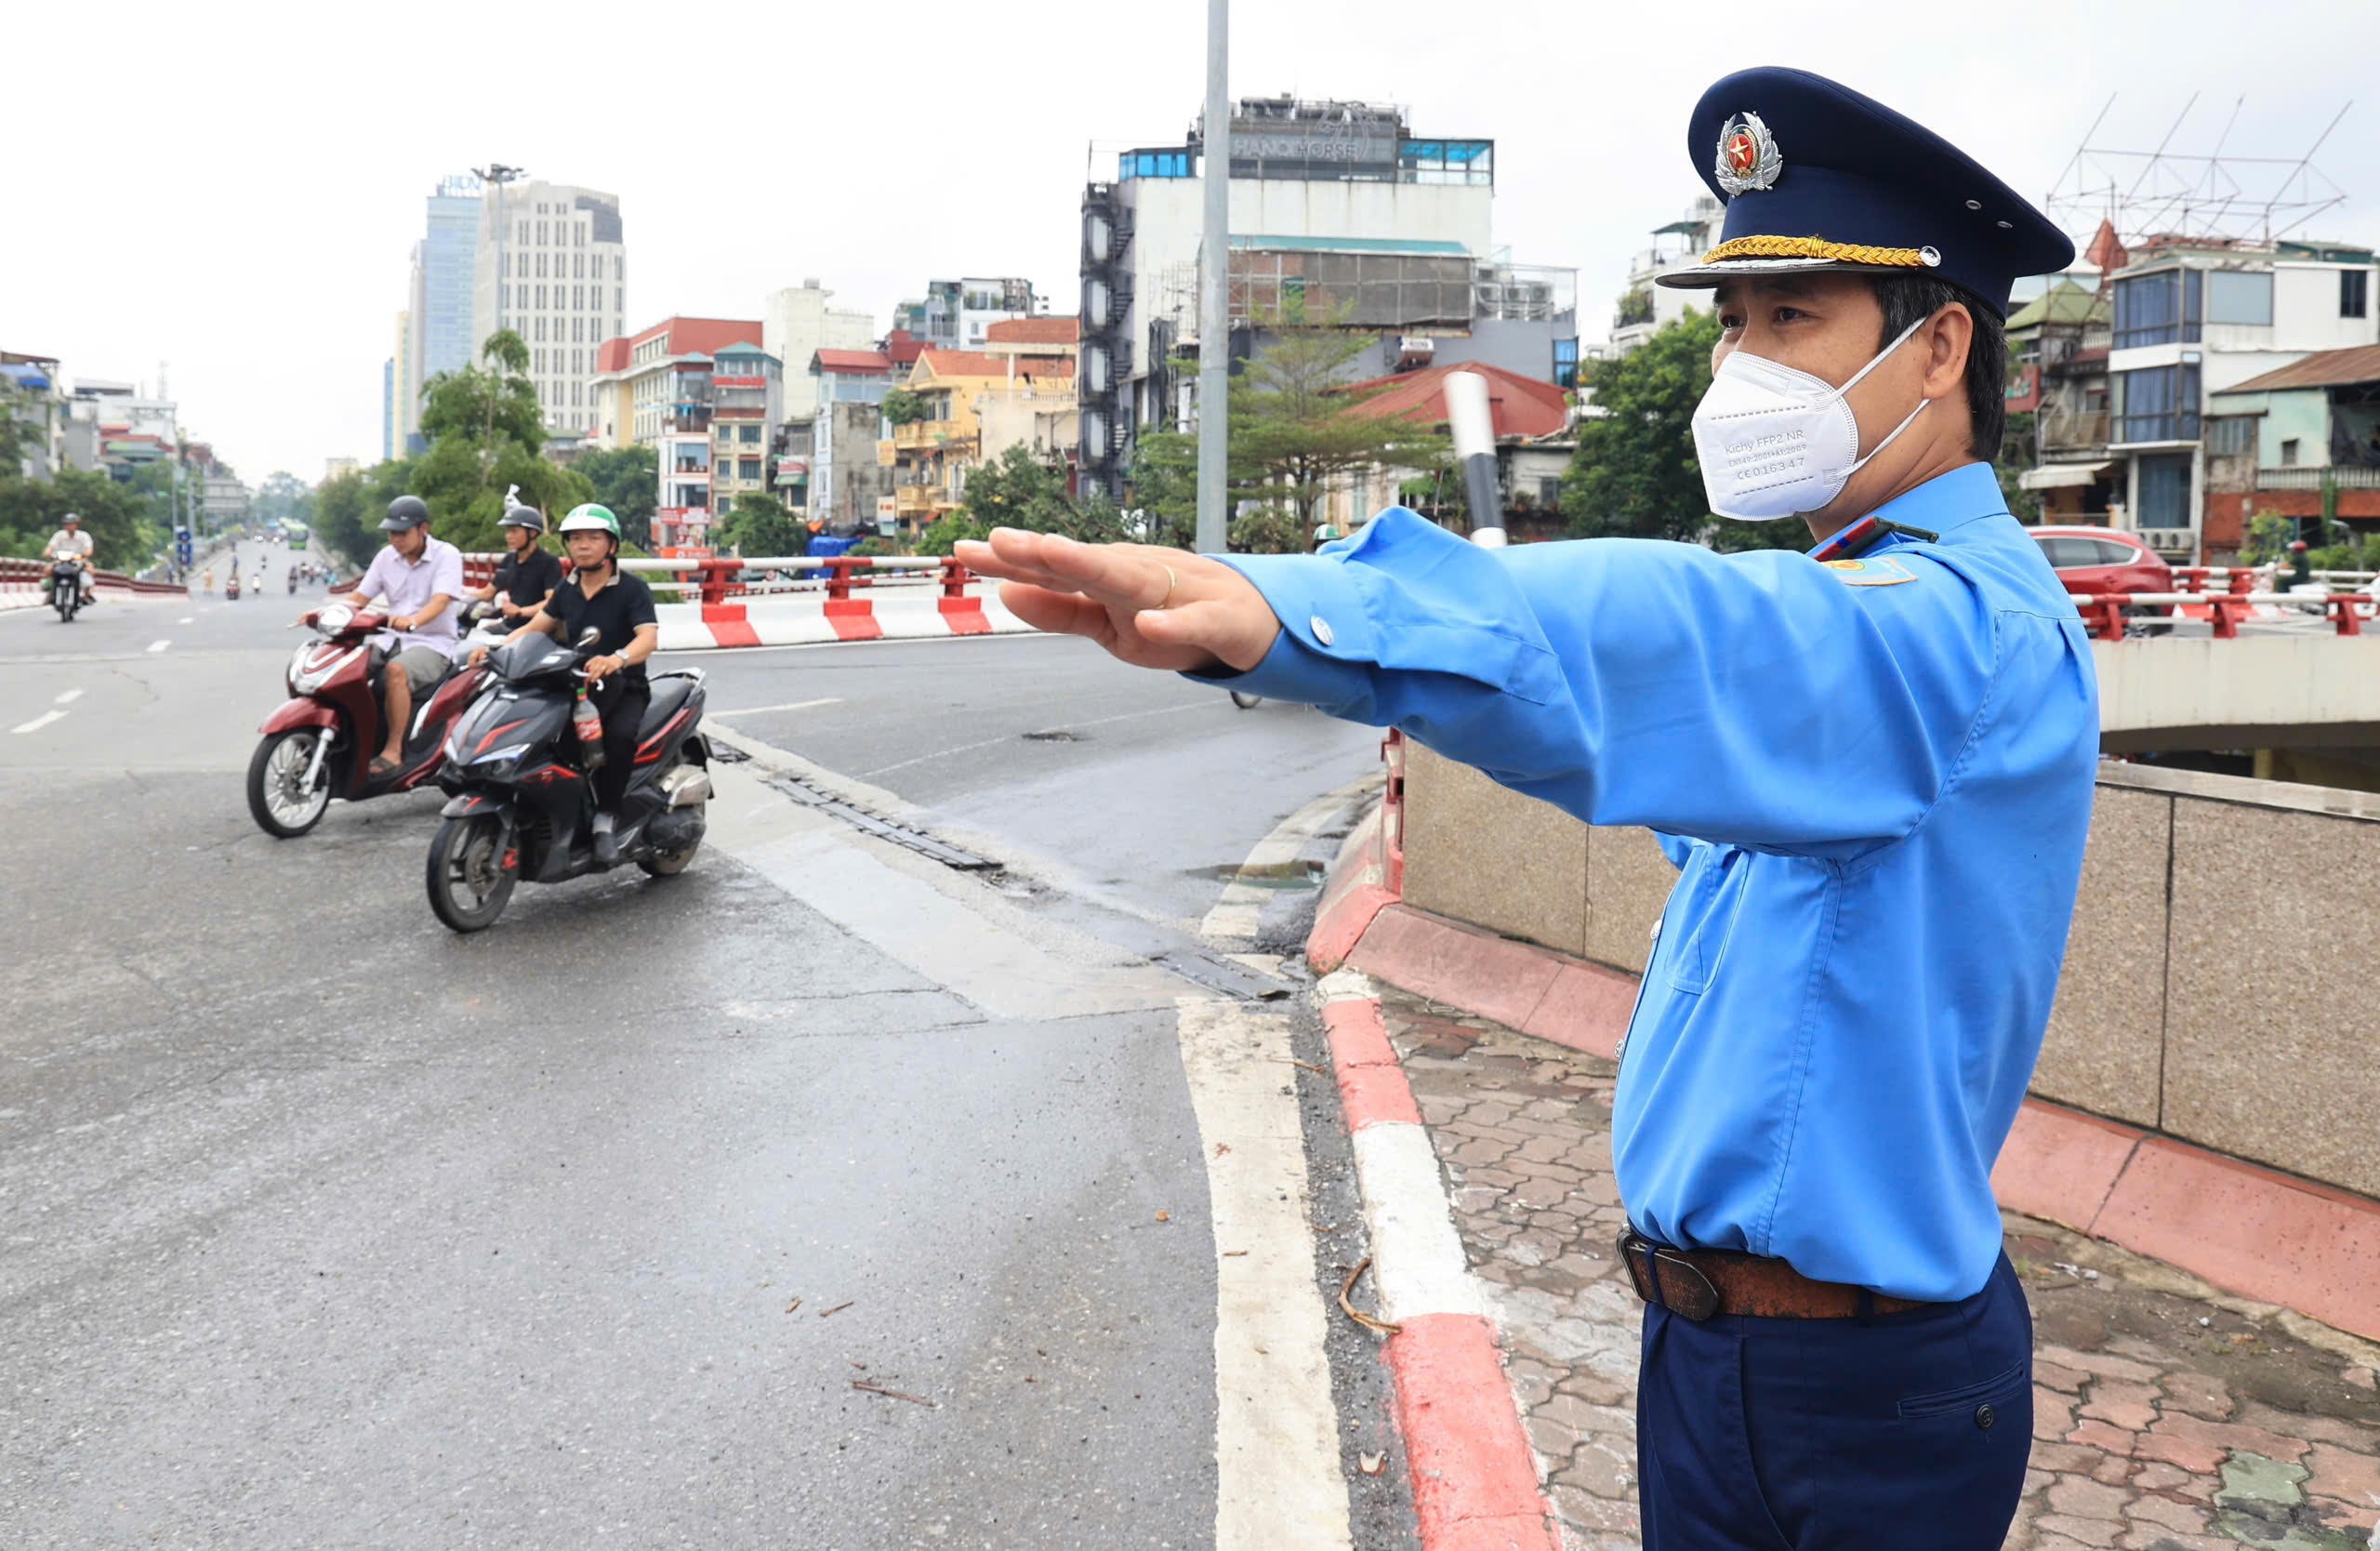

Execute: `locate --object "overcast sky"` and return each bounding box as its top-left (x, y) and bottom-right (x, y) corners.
top-left (6, 0), bottom-right (2372, 483)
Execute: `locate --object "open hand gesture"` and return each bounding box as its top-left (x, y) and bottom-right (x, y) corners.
top-left (953, 530), bottom-right (1281, 675)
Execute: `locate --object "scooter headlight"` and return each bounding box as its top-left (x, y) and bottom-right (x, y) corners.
top-left (469, 742), bottom-right (534, 780)
top-left (316, 603), bottom-right (354, 634)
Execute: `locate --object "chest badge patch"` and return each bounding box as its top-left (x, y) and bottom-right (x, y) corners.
top-left (1820, 556), bottom-right (1918, 587)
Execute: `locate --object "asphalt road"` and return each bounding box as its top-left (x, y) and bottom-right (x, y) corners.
top-left (0, 569), bottom-right (1385, 1548)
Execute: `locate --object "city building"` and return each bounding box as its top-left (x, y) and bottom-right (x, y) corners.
top-left (763, 282), bottom-right (877, 422)
top-left (884, 330), bottom-right (1078, 534)
top-left (390, 175), bottom-right (485, 454)
top-left (588, 315), bottom-right (764, 449)
top-left (472, 180), bottom-right (627, 437)
top-left (59, 379), bottom-right (177, 478)
top-left (2, 351), bottom-right (62, 479)
top-left (892, 279), bottom-right (1038, 352)
top-left (201, 471), bottom-right (250, 524)
top-left (325, 457), bottom-right (360, 482)
top-left (2205, 344), bottom-right (2380, 545)
top-left (381, 356), bottom-right (396, 463)
top-left (2009, 273), bottom-right (2117, 524)
top-left (391, 305), bottom-right (413, 457)
top-left (2099, 236), bottom-right (2378, 562)
top-left (808, 349), bottom-right (896, 531)
top-left (1605, 196), bottom-right (1724, 357)
top-left (1079, 96), bottom-right (1575, 498)
top-left (708, 342), bottom-right (784, 516)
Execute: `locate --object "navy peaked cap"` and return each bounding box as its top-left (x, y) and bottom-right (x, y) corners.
top-left (1655, 67), bottom-right (2074, 318)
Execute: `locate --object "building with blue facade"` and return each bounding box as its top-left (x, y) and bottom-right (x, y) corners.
top-left (397, 174), bottom-right (483, 454)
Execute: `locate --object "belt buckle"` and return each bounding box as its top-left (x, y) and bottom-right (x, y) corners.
top-left (1617, 1231), bottom-right (1722, 1322)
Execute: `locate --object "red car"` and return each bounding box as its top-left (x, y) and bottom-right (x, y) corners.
top-left (2030, 525), bottom-right (2175, 622)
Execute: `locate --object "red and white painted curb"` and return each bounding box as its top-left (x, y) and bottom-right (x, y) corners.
top-left (1316, 967), bottom-right (1563, 1551)
top-left (654, 588), bottom-right (1033, 651)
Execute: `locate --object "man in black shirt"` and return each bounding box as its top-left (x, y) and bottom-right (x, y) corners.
top-left (472, 503), bottom-right (658, 867)
top-left (466, 503), bottom-right (563, 624)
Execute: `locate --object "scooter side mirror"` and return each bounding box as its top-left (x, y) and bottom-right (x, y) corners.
top-left (576, 628), bottom-right (602, 650)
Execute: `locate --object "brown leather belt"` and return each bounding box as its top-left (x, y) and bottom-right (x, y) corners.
top-left (1618, 1232), bottom-right (1933, 1320)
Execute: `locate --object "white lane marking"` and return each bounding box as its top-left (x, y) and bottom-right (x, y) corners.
top-left (1174, 995), bottom-right (1354, 1551)
top-left (712, 696), bottom-right (843, 718)
top-left (1200, 775), bottom-right (1382, 945)
top-left (11, 710), bottom-right (66, 735)
top-left (178, 616), bottom-right (193, 624)
top-left (55, 689), bottom-right (83, 705)
top-left (146, 639), bottom-right (170, 654)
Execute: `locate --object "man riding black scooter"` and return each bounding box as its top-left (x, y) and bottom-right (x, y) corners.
top-left (472, 503), bottom-right (656, 868)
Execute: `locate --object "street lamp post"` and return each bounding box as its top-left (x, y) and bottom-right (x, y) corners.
top-left (471, 163), bottom-right (526, 339)
top-left (1195, 0), bottom-right (1230, 554)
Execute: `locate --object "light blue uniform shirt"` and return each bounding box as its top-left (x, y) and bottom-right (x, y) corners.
top-left (1218, 463), bottom-right (2097, 1301)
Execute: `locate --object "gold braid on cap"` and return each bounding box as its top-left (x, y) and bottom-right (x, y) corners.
top-left (1703, 235), bottom-right (1932, 268)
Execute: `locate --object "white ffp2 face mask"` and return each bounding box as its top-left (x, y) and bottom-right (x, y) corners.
top-left (1690, 315), bottom-right (1931, 522)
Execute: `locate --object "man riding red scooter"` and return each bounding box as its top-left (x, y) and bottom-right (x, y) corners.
top-left (245, 496), bottom-right (489, 837)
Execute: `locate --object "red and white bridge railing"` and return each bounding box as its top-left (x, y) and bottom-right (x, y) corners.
top-left (0, 555), bottom-right (191, 608)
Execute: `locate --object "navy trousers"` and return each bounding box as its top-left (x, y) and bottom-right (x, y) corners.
top-left (1636, 1253), bottom-right (2032, 1549)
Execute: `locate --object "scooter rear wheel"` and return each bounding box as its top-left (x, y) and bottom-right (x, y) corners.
top-left (427, 814), bottom-right (516, 933)
top-left (247, 728), bottom-right (332, 837)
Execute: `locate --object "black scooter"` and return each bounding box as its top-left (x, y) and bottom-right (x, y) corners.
top-left (49, 558), bottom-right (85, 621)
top-left (425, 629), bottom-right (712, 933)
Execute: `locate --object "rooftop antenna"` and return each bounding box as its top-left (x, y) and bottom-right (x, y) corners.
top-left (2047, 94), bottom-right (2349, 250)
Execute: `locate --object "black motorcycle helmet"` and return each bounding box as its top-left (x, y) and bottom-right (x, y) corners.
top-left (499, 504), bottom-right (546, 536)
top-left (382, 495), bottom-right (432, 531)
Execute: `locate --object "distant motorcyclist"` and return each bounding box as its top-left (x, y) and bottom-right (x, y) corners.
top-left (42, 513), bottom-right (95, 607)
top-left (473, 504), bottom-right (656, 868)
top-left (332, 496), bottom-right (463, 778)
top-left (465, 503), bottom-right (562, 627)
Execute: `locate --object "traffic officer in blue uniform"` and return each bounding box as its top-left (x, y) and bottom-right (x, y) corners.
top-left (961, 66), bottom-right (2096, 1549)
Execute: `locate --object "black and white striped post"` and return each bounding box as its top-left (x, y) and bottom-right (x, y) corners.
top-left (1444, 369), bottom-right (1505, 550)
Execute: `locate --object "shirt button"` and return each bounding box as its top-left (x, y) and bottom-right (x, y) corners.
top-left (1309, 616), bottom-right (1335, 647)
top-left (1974, 1404), bottom-right (1996, 1431)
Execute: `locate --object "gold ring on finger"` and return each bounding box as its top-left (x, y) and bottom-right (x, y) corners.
top-left (1159, 564), bottom-right (1179, 609)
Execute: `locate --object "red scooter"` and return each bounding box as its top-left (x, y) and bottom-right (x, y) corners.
top-left (245, 603), bottom-right (496, 837)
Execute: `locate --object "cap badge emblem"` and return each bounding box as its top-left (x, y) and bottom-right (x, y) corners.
top-left (1715, 111), bottom-right (1782, 197)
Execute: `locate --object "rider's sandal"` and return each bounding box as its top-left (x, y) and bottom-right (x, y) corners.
top-left (368, 755), bottom-right (402, 778)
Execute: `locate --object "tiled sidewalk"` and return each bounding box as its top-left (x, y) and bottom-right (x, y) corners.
top-left (1380, 987), bottom-right (2380, 1551)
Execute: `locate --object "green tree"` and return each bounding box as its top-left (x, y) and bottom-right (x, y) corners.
top-left (1563, 311), bottom-right (1720, 545)
top-left (1122, 429), bottom-right (1198, 548)
top-left (1224, 304), bottom-right (1449, 546)
top-left (313, 471), bottom-right (375, 565)
top-left (0, 467), bottom-right (157, 569)
top-left (717, 493), bottom-right (804, 559)
top-left (573, 443), bottom-right (658, 550)
top-left (880, 389), bottom-right (931, 427)
top-left (915, 510), bottom-right (991, 556)
top-left (958, 443), bottom-right (1127, 542)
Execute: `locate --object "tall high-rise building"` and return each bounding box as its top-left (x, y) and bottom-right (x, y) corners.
top-left (473, 179), bottom-right (627, 438)
top-left (391, 307), bottom-right (412, 457)
top-left (382, 357), bottom-right (396, 463)
top-left (393, 175), bottom-right (483, 455)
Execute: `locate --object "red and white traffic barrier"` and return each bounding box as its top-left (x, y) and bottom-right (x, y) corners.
top-left (654, 584), bottom-right (1030, 651)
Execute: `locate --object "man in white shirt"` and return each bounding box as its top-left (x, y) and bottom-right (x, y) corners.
top-left (331, 496), bottom-right (463, 776)
top-left (43, 513), bottom-right (95, 606)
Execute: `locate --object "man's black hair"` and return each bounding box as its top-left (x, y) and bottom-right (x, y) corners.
top-left (1871, 275), bottom-right (2006, 463)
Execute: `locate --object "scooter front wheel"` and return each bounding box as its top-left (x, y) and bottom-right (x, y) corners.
top-left (427, 814), bottom-right (516, 933)
top-left (247, 728), bottom-right (332, 837)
